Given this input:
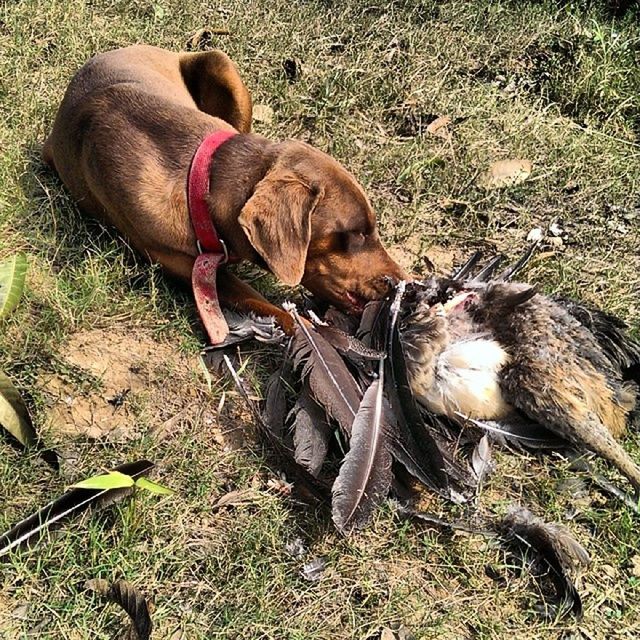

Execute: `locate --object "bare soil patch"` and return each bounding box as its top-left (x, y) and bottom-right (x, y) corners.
top-left (37, 328), bottom-right (199, 441)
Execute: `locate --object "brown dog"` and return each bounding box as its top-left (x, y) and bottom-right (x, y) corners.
top-left (43, 45), bottom-right (404, 334)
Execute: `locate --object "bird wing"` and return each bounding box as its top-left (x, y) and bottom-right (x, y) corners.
top-left (555, 296), bottom-right (640, 380)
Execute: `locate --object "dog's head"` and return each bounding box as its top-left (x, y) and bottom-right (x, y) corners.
top-left (238, 141), bottom-right (406, 313)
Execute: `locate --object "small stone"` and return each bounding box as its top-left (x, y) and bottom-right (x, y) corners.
top-left (253, 104), bottom-right (274, 124)
top-left (527, 227), bottom-right (543, 242)
top-left (549, 222), bottom-right (564, 237)
top-left (549, 236), bottom-right (564, 248)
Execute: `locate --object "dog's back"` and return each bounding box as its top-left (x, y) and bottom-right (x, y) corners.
top-left (42, 45), bottom-right (251, 250)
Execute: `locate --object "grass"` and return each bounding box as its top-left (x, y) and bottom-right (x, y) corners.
top-left (1, 0), bottom-right (640, 638)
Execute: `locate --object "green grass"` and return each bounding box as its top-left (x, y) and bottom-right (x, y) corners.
top-left (1, 0), bottom-right (640, 638)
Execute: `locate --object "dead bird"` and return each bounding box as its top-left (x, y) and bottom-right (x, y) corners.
top-left (400, 259), bottom-right (640, 492)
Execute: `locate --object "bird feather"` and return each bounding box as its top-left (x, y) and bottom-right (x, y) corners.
top-left (451, 251), bottom-right (483, 281)
top-left (0, 460), bottom-right (154, 558)
top-left (286, 304), bottom-right (362, 437)
top-left (382, 283), bottom-right (452, 495)
top-left (472, 254), bottom-right (504, 282)
top-left (498, 505), bottom-right (589, 619)
top-left (332, 360), bottom-right (393, 534)
top-left (224, 356), bottom-right (331, 502)
top-left (471, 435), bottom-right (494, 485)
top-left (291, 386), bottom-right (334, 477)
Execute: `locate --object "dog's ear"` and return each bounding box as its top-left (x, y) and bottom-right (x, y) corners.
top-left (179, 50), bottom-right (252, 133)
top-left (239, 169), bottom-right (323, 285)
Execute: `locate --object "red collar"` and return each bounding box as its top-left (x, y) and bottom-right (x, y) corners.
top-left (187, 130), bottom-right (238, 345)
top-left (187, 129), bottom-right (237, 259)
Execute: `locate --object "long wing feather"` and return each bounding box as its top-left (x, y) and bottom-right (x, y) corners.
top-left (0, 460), bottom-right (154, 558)
top-left (291, 386), bottom-right (334, 477)
top-left (383, 283), bottom-right (451, 495)
top-left (456, 413), bottom-right (566, 450)
top-left (497, 505), bottom-right (589, 619)
top-left (357, 300), bottom-right (386, 349)
top-left (263, 359), bottom-right (293, 440)
top-left (495, 241), bottom-right (540, 282)
top-left (224, 356), bottom-right (331, 502)
top-left (332, 360), bottom-right (393, 534)
top-left (314, 324), bottom-right (385, 361)
top-left (451, 251), bottom-right (483, 281)
top-left (555, 297), bottom-right (640, 378)
top-left (286, 304), bottom-right (362, 437)
top-left (564, 451), bottom-right (640, 513)
top-left (472, 255), bottom-right (504, 282)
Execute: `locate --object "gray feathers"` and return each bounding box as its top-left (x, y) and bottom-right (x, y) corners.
top-left (291, 387), bottom-right (334, 477)
top-left (498, 505), bottom-right (590, 618)
top-left (332, 371), bottom-right (393, 534)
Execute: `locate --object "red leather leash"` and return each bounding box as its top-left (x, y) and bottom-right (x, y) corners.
top-left (187, 130), bottom-right (238, 345)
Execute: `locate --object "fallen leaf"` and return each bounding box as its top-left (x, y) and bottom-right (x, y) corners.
top-left (478, 159), bottom-right (532, 190)
top-left (211, 488), bottom-right (260, 510)
top-left (0, 370), bottom-right (37, 448)
top-left (381, 629), bottom-right (396, 640)
top-left (186, 27), bottom-right (230, 51)
top-left (253, 104), bottom-right (274, 124)
top-left (426, 115), bottom-right (451, 139)
top-left (0, 253), bottom-right (27, 320)
top-left (135, 477), bottom-right (175, 495)
top-left (72, 470), bottom-right (135, 491)
top-left (630, 555), bottom-right (640, 578)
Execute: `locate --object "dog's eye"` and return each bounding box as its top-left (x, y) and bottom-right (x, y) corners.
top-left (349, 232), bottom-right (366, 248)
top-left (337, 231), bottom-right (367, 252)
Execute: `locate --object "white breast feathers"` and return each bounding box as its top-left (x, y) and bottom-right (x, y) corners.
top-left (410, 336), bottom-right (512, 420)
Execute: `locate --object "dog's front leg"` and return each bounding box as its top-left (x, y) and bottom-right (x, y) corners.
top-left (217, 270), bottom-right (295, 335)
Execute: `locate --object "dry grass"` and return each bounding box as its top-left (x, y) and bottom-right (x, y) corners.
top-left (1, 0), bottom-right (639, 638)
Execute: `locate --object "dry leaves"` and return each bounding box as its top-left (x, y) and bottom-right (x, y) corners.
top-left (478, 159), bottom-right (532, 190)
top-left (252, 104), bottom-right (274, 124)
top-left (211, 488), bottom-right (261, 510)
top-left (426, 115), bottom-right (452, 139)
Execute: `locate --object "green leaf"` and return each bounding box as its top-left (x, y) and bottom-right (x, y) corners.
top-left (0, 253), bottom-right (27, 320)
top-left (0, 369), bottom-right (37, 448)
top-left (198, 355), bottom-right (213, 393)
top-left (135, 476), bottom-right (175, 495)
top-left (72, 470), bottom-right (135, 491)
